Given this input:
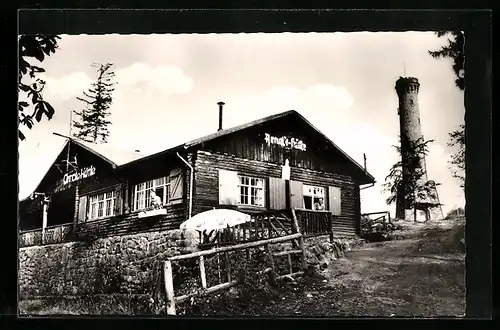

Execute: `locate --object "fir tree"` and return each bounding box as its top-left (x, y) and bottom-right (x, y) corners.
top-left (73, 62), bottom-right (116, 143)
top-left (382, 137), bottom-right (441, 221)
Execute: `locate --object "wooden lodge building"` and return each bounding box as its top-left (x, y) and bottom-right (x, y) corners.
top-left (19, 108), bottom-right (376, 246)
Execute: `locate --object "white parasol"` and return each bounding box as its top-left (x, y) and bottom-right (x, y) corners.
top-left (179, 208), bottom-right (252, 232)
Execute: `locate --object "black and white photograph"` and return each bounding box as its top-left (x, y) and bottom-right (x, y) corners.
top-left (18, 23), bottom-right (470, 317)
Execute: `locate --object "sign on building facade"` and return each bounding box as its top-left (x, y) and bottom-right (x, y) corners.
top-left (264, 133), bottom-right (307, 151)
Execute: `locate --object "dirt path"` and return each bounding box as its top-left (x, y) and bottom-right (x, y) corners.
top-left (265, 222), bottom-right (465, 317)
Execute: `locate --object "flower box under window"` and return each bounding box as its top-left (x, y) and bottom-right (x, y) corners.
top-left (138, 208), bottom-right (168, 218)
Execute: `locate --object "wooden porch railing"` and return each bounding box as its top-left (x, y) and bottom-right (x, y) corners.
top-left (294, 209), bottom-right (333, 238)
top-left (199, 211), bottom-right (294, 248)
top-left (18, 228), bottom-right (43, 247)
top-left (200, 209), bottom-right (337, 247)
top-left (19, 223), bottom-right (73, 247)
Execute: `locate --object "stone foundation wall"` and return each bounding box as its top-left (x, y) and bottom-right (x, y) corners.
top-left (270, 234), bottom-right (361, 272)
top-left (19, 230), bottom-right (200, 299)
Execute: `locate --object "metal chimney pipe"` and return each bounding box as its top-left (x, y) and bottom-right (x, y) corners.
top-left (217, 101), bottom-right (225, 131)
top-left (363, 153), bottom-right (367, 173)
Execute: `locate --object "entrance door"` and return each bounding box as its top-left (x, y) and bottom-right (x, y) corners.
top-left (47, 186), bottom-right (76, 226)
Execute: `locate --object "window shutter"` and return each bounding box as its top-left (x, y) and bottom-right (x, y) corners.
top-left (78, 196), bottom-right (88, 222)
top-left (289, 180), bottom-right (304, 209)
top-left (123, 184), bottom-right (130, 214)
top-left (328, 186), bottom-right (341, 216)
top-left (114, 184), bottom-right (124, 215)
top-left (218, 169), bottom-right (239, 205)
top-left (131, 185), bottom-right (136, 212)
top-left (169, 168), bottom-right (184, 201)
top-left (268, 177), bottom-right (287, 210)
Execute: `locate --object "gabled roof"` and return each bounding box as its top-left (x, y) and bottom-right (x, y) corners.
top-left (74, 139), bottom-right (145, 167)
top-left (185, 110), bottom-right (296, 147)
top-left (20, 138), bottom-right (146, 201)
top-left (120, 110), bottom-right (376, 184)
top-left (22, 110), bottom-right (376, 200)
top-left (193, 110), bottom-right (375, 183)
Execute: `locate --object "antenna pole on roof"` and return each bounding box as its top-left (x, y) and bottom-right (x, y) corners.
top-left (53, 132), bottom-right (72, 139)
top-left (66, 111), bottom-right (73, 172)
top-left (69, 110), bottom-right (73, 137)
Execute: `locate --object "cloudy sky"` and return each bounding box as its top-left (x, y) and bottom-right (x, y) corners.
top-left (18, 32), bottom-right (465, 215)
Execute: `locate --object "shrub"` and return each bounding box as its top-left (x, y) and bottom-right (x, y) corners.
top-left (360, 216), bottom-right (402, 242)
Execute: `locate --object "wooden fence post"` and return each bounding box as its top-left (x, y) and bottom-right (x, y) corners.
top-left (164, 260), bottom-right (176, 315)
top-left (199, 256), bottom-right (207, 289)
top-left (265, 243), bottom-right (276, 282)
top-left (287, 253), bottom-right (293, 274)
top-left (291, 208), bottom-right (307, 270)
top-left (268, 217), bottom-right (273, 239)
top-left (328, 213), bottom-right (334, 243)
top-left (224, 251), bottom-right (231, 282)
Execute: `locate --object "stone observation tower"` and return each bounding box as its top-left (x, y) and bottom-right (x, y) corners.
top-left (395, 77), bottom-right (443, 221)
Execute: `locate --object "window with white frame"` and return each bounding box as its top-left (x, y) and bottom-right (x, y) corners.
top-left (303, 185), bottom-right (325, 211)
top-left (237, 175), bottom-right (265, 207)
top-left (133, 177), bottom-right (169, 211)
top-left (88, 190), bottom-right (116, 220)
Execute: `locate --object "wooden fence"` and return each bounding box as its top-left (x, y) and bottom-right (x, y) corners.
top-left (19, 228), bottom-right (43, 247)
top-left (360, 211), bottom-right (392, 229)
top-left (198, 211), bottom-right (294, 248)
top-left (163, 232), bottom-right (305, 315)
top-left (43, 223), bottom-right (73, 244)
top-left (19, 223), bottom-right (73, 247)
top-left (164, 209), bottom-right (307, 315)
top-left (295, 209), bottom-right (333, 239)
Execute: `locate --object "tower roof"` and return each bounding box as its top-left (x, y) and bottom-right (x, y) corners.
top-left (395, 76), bottom-right (420, 95)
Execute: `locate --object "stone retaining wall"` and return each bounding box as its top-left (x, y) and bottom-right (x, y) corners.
top-left (270, 234), bottom-right (362, 272)
top-left (19, 230), bottom-right (362, 300)
top-left (19, 229), bottom-right (199, 299)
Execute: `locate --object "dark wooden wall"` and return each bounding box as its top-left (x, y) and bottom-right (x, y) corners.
top-left (73, 153), bottom-right (190, 235)
top-left (74, 202), bottom-right (185, 238)
top-left (20, 145), bottom-right (190, 236)
top-left (192, 150), bottom-right (360, 235)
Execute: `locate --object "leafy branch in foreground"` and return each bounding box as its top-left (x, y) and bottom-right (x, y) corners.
top-left (429, 31), bottom-right (465, 191)
top-left (428, 31), bottom-right (465, 91)
top-left (18, 35), bottom-right (60, 141)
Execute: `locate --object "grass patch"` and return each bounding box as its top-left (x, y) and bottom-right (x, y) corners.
top-left (19, 294), bottom-right (153, 316)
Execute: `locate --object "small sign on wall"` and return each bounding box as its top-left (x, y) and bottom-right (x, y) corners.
top-left (264, 133), bottom-right (307, 151)
top-left (63, 166), bottom-right (96, 185)
top-left (54, 165), bottom-right (97, 193)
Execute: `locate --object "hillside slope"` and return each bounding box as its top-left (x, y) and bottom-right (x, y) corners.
top-left (19, 219), bottom-right (465, 316)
